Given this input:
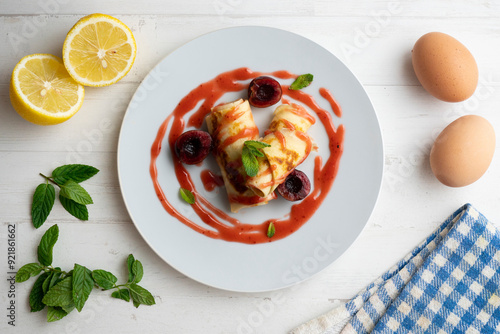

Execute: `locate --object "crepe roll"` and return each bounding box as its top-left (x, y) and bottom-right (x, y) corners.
top-left (206, 99), bottom-right (275, 212)
top-left (268, 103), bottom-right (315, 133)
top-left (247, 104), bottom-right (314, 197)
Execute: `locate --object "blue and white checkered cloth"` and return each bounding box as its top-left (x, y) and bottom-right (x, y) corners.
top-left (292, 204), bottom-right (500, 333)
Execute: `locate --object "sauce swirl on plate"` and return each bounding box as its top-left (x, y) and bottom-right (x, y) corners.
top-left (150, 67), bottom-right (344, 244)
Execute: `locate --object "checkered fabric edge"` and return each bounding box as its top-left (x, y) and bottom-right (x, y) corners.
top-left (291, 203), bottom-right (500, 334)
top-left (371, 204), bottom-right (500, 333)
top-left (339, 204), bottom-right (465, 334)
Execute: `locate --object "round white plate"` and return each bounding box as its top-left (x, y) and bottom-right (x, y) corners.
top-left (117, 26), bottom-right (383, 292)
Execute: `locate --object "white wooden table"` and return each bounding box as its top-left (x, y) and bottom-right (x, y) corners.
top-left (2, 1), bottom-right (500, 333)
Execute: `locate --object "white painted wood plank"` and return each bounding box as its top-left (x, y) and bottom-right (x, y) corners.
top-left (314, 0), bottom-right (500, 18)
top-left (1, 0), bottom-right (499, 17)
top-left (0, 0), bottom-right (316, 17)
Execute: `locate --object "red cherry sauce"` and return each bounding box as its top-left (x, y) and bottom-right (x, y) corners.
top-left (150, 67), bottom-right (344, 244)
top-left (200, 169), bottom-right (224, 192)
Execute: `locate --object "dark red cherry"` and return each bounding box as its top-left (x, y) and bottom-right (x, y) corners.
top-left (174, 130), bottom-right (212, 165)
top-left (248, 76), bottom-right (282, 108)
top-left (277, 169), bottom-right (311, 201)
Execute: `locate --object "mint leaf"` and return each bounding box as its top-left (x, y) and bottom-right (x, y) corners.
top-left (111, 289), bottom-right (130, 302)
top-left (32, 183), bottom-right (55, 229)
top-left (132, 260), bottom-right (144, 284)
top-left (16, 263), bottom-right (43, 283)
top-left (242, 146), bottom-right (259, 177)
top-left (290, 74), bottom-right (314, 90)
top-left (45, 270), bottom-right (62, 294)
top-left (42, 276), bottom-right (73, 307)
top-left (47, 306), bottom-right (68, 322)
top-left (37, 225), bottom-right (59, 266)
top-left (129, 283), bottom-right (155, 307)
top-left (42, 273), bottom-right (52, 294)
top-left (59, 194), bottom-right (88, 220)
top-left (92, 270), bottom-right (117, 290)
top-left (43, 271), bottom-right (62, 295)
top-left (242, 141), bottom-right (270, 177)
top-left (179, 188), bottom-right (195, 204)
top-left (267, 222), bottom-right (275, 238)
top-left (244, 140), bottom-right (271, 150)
top-left (72, 264), bottom-right (93, 312)
top-left (59, 180), bottom-right (93, 205)
top-left (61, 303), bottom-right (75, 314)
top-left (127, 254), bottom-right (135, 283)
top-left (248, 146), bottom-right (264, 158)
top-left (52, 164), bottom-right (99, 184)
top-left (29, 272), bottom-right (50, 312)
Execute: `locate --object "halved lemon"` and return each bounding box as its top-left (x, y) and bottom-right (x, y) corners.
top-left (62, 13), bottom-right (137, 87)
top-left (10, 54), bottom-right (85, 125)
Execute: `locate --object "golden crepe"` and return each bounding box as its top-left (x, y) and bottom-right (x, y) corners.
top-left (246, 104), bottom-right (315, 197)
top-left (206, 99), bottom-right (276, 212)
top-left (268, 103), bottom-right (315, 133)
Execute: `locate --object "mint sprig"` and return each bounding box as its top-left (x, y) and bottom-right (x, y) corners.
top-left (32, 164), bottom-right (99, 228)
top-left (290, 73), bottom-right (314, 90)
top-left (242, 141), bottom-right (271, 177)
top-left (15, 225), bottom-right (156, 322)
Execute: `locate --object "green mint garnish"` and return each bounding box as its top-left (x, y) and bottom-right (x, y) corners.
top-left (180, 188), bottom-right (195, 204)
top-left (59, 195), bottom-right (88, 220)
top-left (32, 164), bottom-right (99, 228)
top-left (92, 270), bottom-right (117, 290)
top-left (15, 225), bottom-right (155, 322)
top-left (37, 224), bottom-right (59, 266)
top-left (52, 164), bottom-right (99, 184)
top-left (32, 183), bottom-right (55, 229)
top-left (242, 141), bottom-right (271, 177)
top-left (59, 180), bottom-right (93, 205)
top-left (267, 222), bottom-right (276, 238)
top-left (290, 74), bottom-right (314, 90)
top-left (244, 140), bottom-right (272, 150)
top-left (72, 264), bottom-right (93, 312)
top-left (16, 263), bottom-right (43, 283)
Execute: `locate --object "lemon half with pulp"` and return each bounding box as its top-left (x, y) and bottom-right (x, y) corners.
top-left (62, 13), bottom-right (137, 87)
top-left (10, 54), bottom-right (85, 125)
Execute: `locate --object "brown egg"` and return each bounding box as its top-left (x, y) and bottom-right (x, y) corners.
top-left (430, 115), bottom-right (495, 187)
top-left (412, 32), bottom-right (478, 102)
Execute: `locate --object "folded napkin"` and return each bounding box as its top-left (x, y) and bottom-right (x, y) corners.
top-left (292, 204), bottom-right (500, 334)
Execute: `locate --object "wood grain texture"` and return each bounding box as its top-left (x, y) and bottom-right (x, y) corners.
top-left (1, 0), bottom-right (499, 17)
top-left (1, 1), bottom-right (500, 333)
